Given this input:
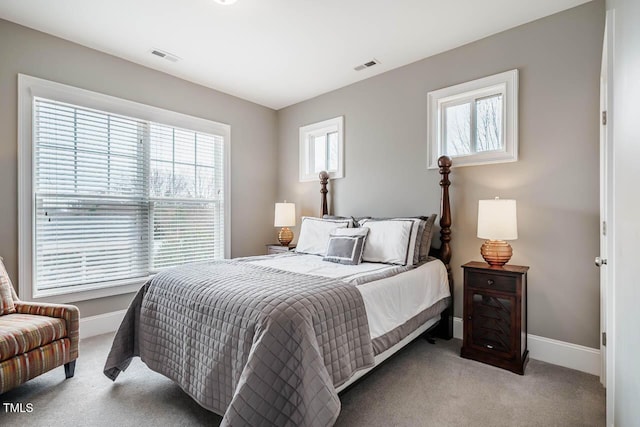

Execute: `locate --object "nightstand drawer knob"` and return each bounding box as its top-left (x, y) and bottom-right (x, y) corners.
top-left (487, 279), bottom-right (494, 285)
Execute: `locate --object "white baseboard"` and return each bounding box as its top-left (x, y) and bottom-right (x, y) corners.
top-left (453, 317), bottom-right (600, 376)
top-left (453, 315), bottom-right (464, 339)
top-left (77, 312), bottom-right (600, 376)
top-left (527, 334), bottom-right (601, 376)
top-left (79, 309), bottom-right (127, 340)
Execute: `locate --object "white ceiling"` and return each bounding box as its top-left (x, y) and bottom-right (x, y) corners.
top-left (0, 0), bottom-right (590, 110)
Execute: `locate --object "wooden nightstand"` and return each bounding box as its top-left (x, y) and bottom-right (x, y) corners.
top-left (266, 244), bottom-right (296, 255)
top-left (461, 261), bottom-right (529, 374)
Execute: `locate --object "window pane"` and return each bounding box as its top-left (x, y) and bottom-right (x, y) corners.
top-left (150, 160), bottom-right (173, 197)
top-left (37, 103), bottom-right (75, 149)
top-left (35, 197), bottom-right (149, 290)
top-left (152, 201), bottom-right (223, 269)
top-left (196, 133), bottom-right (216, 166)
top-left (150, 124), bottom-right (173, 162)
top-left (196, 166), bottom-right (216, 199)
top-left (313, 134), bottom-right (327, 173)
top-left (36, 102), bottom-right (145, 197)
top-left (476, 94), bottom-right (503, 152)
top-left (174, 129), bottom-right (196, 164)
top-left (174, 163), bottom-right (195, 198)
top-left (327, 131), bottom-right (339, 172)
top-left (444, 103), bottom-right (471, 156)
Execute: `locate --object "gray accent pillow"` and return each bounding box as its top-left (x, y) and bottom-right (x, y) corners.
top-left (413, 219), bottom-right (427, 265)
top-left (323, 228), bottom-right (369, 265)
top-left (419, 214), bottom-right (438, 262)
top-left (323, 215), bottom-right (350, 221)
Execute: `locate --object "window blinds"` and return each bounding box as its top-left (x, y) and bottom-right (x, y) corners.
top-left (33, 98), bottom-right (225, 292)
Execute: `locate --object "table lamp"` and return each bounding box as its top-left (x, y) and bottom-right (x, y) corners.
top-left (477, 198), bottom-right (518, 266)
top-left (274, 201), bottom-right (296, 246)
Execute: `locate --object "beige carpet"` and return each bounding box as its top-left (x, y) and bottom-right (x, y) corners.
top-left (0, 333), bottom-right (605, 426)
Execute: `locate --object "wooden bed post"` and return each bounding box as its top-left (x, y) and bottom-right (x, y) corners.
top-left (435, 155), bottom-right (454, 340)
top-left (320, 171), bottom-right (329, 217)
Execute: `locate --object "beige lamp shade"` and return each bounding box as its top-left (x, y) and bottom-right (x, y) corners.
top-left (477, 198), bottom-right (518, 240)
top-left (274, 202), bottom-right (296, 227)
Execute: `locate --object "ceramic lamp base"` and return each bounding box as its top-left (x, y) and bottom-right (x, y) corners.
top-left (480, 240), bottom-right (513, 266)
top-left (278, 227), bottom-right (293, 246)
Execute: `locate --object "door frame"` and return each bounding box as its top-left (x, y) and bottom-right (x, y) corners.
top-left (600, 9), bottom-right (615, 427)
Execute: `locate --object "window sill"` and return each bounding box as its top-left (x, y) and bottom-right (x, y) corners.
top-left (428, 150), bottom-right (518, 169)
top-left (299, 170), bottom-right (344, 182)
top-left (22, 277), bottom-right (150, 304)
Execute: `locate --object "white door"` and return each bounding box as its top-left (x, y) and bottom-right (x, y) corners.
top-left (598, 16), bottom-right (609, 387)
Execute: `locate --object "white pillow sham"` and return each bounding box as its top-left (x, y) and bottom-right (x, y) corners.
top-left (359, 218), bottom-right (422, 266)
top-left (358, 219), bottom-right (416, 265)
top-left (295, 217), bottom-right (351, 256)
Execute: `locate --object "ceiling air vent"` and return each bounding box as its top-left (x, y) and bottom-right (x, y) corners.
top-left (150, 48), bottom-right (180, 63)
top-left (354, 58), bottom-right (380, 71)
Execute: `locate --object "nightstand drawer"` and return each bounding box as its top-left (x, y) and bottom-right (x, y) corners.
top-left (467, 272), bottom-right (516, 293)
top-left (266, 244), bottom-right (296, 255)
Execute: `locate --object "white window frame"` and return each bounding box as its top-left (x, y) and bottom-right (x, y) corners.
top-left (427, 69), bottom-right (518, 169)
top-left (18, 74), bottom-right (231, 303)
top-left (299, 116), bottom-right (344, 182)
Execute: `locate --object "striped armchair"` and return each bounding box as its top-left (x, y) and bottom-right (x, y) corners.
top-left (0, 258), bottom-right (79, 394)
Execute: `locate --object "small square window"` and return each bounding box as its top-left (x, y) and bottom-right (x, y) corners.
top-left (299, 116), bottom-right (344, 182)
top-left (428, 70), bottom-right (518, 168)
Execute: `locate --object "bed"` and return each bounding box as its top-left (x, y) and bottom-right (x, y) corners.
top-left (104, 156), bottom-right (454, 427)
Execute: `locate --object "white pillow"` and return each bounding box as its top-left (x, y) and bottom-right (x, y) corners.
top-left (359, 219), bottom-right (415, 265)
top-left (295, 217), bottom-right (351, 256)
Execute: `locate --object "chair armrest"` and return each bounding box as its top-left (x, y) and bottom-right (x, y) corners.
top-left (13, 301), bottom-right (80, 360)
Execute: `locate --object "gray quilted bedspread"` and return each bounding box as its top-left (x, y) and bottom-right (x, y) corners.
top-left (103, 260), bottom-right (375, 427)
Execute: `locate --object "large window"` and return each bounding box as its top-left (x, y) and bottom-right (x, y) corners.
top-left (427, 69), bottom-right (518, 168)
top-left (19, 75), bottom-right (230, 302)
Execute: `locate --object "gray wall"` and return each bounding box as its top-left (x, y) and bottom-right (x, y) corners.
top-left (607, 0), bottom-right (640, 424)
top-left (0, 19), bottom-right (278, 317)
top-left (0, 3), bottom-right (607, 350)
top-left (277, 1), bottom-right (604, 348)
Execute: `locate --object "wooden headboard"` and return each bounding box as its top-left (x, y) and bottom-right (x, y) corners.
top-left (318, 155), bottom-right (453, 339)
